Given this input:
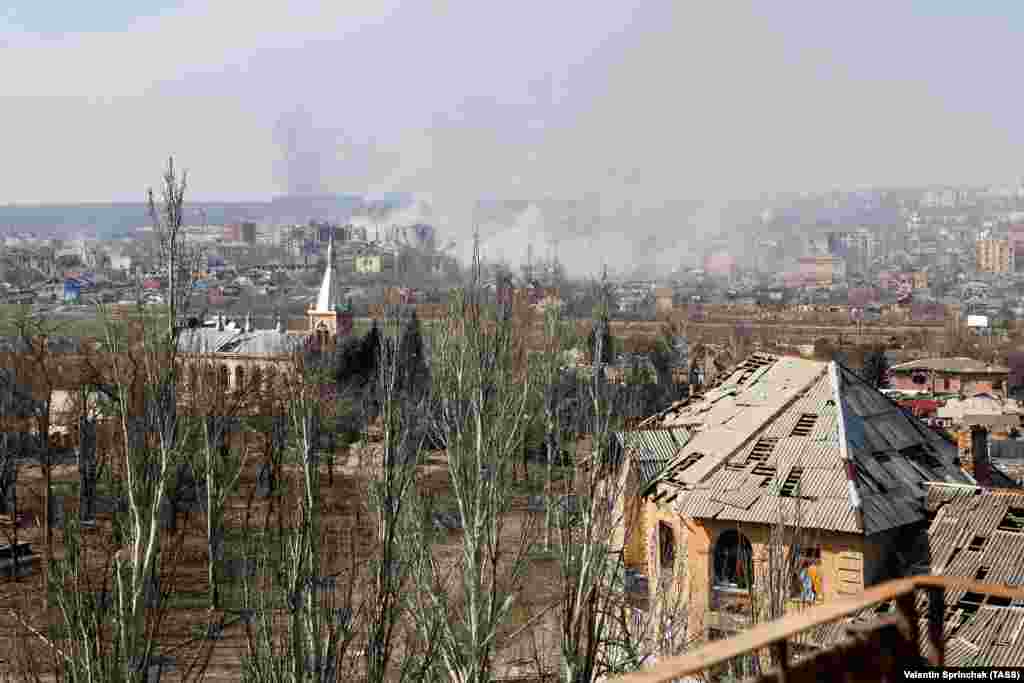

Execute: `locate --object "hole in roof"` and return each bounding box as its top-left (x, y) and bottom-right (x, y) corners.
top-left (791, 414), bottom-right (818, 437)
top-left (678, 453), bottom-right (705, 472)
top-left (975, 567), bottom-right (989, 581)
top-left (968, 536), bottom-right (987, 552)
top-left (998, 508), bottom-right (1024, 533)
top-left (747, 438), bottom-right (778, 464)
top-left (779, 467), bottom-right (804, 498)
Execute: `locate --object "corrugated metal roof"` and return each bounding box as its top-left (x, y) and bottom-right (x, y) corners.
top-left (711, 485), bottom-right (763, 511)
top-left (884, 487), bottom-right (1024, 667)
top-left (642, 354), bottom-right (970, 535)
top-left (177, 328), bottom-right (243, 353)
top-left (221, 331), bottom-right (302, 355)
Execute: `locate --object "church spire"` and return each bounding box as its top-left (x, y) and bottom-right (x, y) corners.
top-left (314, 229), bottom-right (340, 313)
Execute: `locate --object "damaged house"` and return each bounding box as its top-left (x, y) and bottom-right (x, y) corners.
top-left (808, 483), bottom-right (1024, 666)
top-left (612, 353), bottom-right (973, 643)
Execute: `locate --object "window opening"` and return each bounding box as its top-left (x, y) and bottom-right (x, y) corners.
top-left (713, 530), bottom-right (753, 590)
top-left (659, 523), bottom-right (675, 571)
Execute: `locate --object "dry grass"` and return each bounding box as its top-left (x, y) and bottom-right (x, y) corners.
top-left (0, 437), bottom-right (573, 681)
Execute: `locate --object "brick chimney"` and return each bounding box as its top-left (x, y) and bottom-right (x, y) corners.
top-left (970, 425), bottom-right (993, 487)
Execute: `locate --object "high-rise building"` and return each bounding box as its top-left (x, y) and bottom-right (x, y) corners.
top-left (241, 222), bottom-right (257, 244)
top-left (976, 238), bottom-right (1013, 274)
top-left (1009, 225), bottom-right (1024, 272)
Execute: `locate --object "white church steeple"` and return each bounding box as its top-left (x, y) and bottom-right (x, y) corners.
top-left (314, 230), bottom-right (340, 314)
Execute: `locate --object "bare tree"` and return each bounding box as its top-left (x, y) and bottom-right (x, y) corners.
top-left (539, 300), bottom-right (571, 551)
top-left (2, 309), bottom-right (68, 608)
top-left (408, 279), bottom-right (539, 683)
top-left (362, 310), bottom-right (440, 683)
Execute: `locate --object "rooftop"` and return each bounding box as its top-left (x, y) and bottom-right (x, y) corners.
top-left (628, 353), bottom-right (970, 535)
top-left (891, 357), bottom-right (1010, 374)
top-left (177, 327), bottom-right (300, 356)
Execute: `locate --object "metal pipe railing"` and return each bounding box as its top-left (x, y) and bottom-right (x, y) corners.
top-left (611, 575), bottom-right (1024, 683)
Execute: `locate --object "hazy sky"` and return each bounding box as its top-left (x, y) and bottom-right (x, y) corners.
top-left (2, 1), bottom-right (1023, 271)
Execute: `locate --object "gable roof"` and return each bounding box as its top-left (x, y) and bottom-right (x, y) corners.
top-left (632, 353), bottom-right (971, 535)
top-left (177, 328), bottom-right (301, 356)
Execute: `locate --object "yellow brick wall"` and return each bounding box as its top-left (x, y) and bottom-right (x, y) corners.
top-left (686, 520), bottom-right (868, 641)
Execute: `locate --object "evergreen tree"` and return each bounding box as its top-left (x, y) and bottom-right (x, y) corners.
top-left (361, 320), bottom-right (382, 377)
top-left (398, 310), bottom-right (429, 399)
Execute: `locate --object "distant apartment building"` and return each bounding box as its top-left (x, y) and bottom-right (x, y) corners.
top-left (842, 229), bottom-right (879, 276)
top-left (1010, 224), bottom-right (1024, 272)
top-left (241, 222), bottom-right (257, 244)
top-left (976, 238), bottom-right (1014, 274)
top-left (912, 270), bottom-right (928, 290)
top-left (797, 255), bottom-right (844, 288)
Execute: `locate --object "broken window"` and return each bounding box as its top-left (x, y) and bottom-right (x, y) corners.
top-left (998, 508), bottom-right (1024, 533)
top-left (779, 467), bottom-right (804, 498)
top-left (659, 523), bottom-right (676, 574)
top-left (714, 530), bottom-right (753, 590)
top-left (791, 414), bottom-right (818, 437)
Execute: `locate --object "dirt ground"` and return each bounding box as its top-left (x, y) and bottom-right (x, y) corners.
top-left (0, 439), bottom-right (568, 681)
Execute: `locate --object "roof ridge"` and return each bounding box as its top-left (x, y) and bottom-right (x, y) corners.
top-left (829, 361), bottom-right (864, 534)
top-left (642, 360), bottom-right (830, 499)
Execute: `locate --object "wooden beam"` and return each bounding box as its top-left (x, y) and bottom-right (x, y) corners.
top-left (610, 576), bottom-right (1024, 683)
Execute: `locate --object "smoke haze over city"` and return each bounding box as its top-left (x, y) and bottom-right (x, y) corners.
top-left (3, 1), bottom-right (1024, 274)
